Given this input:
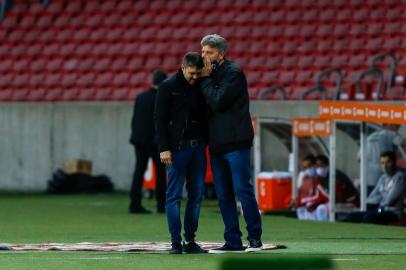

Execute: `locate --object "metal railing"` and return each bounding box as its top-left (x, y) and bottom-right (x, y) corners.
top-left (356, 67), bottom-right (384, 100)
top-left (301, 67), bottom-right (343, 100)
top-left (257, 86), bottom-right (287, 100)
top-left (370, 51), bottom-right (397, 97)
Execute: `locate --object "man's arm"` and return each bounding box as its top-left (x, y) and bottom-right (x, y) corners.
top-left (154, 83), bottom-right (171, 153)
top-left (366, 175), bottom-right (384, 205)
top-left (200, 70), bottom-right (244, 112)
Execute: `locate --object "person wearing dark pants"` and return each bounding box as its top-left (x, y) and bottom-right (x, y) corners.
top-left (199, 34), bottom-right (262, 253)
top-left (129, 70), bottom-right (167, 214)
top-left (338, 151), bottom-right (406, 225)
top-left (155, 52), bottom-right (208, 254)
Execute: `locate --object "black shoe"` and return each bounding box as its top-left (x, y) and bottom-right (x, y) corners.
top-left (128, 206), bottom-right (152, 214)
top-left (183, 241), bottom-right (207, 254)
top-left (169, 242), bottom-right (183, 254)
top-left (245, 239), bottom-right (263, 252)
top-left (208, 243), bottom-right (245, 254)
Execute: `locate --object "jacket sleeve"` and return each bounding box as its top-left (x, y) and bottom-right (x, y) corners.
top-left (380, 173), bottom-right (406, 208)
top-left (154, 83), bottom-right (171, 153)
top-left (200, 70), bottom-right (244, 112)
top-left (129, 96), bottom-right (138, 144)
top-left (366, 175), bottom-right (384, 205)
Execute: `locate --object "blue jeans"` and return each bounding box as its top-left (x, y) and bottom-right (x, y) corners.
top-left (165, 144), bottom-right (206, 243)
top-left (210, 148), bottom-right (262, 246)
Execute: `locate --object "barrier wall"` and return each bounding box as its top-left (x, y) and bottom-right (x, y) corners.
top-left (0, 100), bottom-right (331, 191)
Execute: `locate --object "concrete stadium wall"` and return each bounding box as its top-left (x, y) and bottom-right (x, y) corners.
top-left (0, 102), bottom-right (134, 191)
top-left (2, 101), bottom-right (403, 191)
top-left (0, 101), bottom-right (321, 191)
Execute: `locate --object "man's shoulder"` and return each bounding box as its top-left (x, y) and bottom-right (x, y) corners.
top-left (135, 89), bottom-right (152, 100)
top-left (223, 59), bottom-right (243, 73)
top-left (158, 74), bottom-right (178, 91)
top-left (394, 170), bottom-right (405, 180)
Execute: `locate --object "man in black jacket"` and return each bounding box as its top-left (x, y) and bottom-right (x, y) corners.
top-left (154, 52), bottom-right (207, 254)
top-left (129, 69), bottom-right (167, 214)
top-left (199, 34), bottom-right (262, 253)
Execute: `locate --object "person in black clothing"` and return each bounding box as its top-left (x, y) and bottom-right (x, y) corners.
top-left (199, 34), bottom-right (262, 253)
top-left (154, 52), bottom-right (207, 254)
top-left (129, 69), bottom-right (167, 214)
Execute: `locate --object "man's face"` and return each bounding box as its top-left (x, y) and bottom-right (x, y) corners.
top-left (301, 160), bottom-right (313, 170)
top-left (182, 65), bottom-right (201, 85)
top-left (201, 45), bottom-right (224, 63)
top-left (316, 160), bottom-right (327, 168)
top-left (380, 156), bottom-right (395, 175)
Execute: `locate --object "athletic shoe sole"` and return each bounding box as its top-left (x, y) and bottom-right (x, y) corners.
top-left (208, 249), bottom-right (245, 254)
top-left (245, 246), bottom-right (263, 252)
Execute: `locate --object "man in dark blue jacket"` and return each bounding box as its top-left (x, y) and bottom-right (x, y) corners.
top-left (199, 34), bottom-right (262, 253)
top-left (154, 52), bottom-right (207, 254)
top-left (129, 70), bottom-right (167, 214)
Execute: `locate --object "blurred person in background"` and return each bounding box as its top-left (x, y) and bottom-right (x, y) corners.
top-left (363, 124), bottom-right (405, 194)
top-left (289, 154), bottom-right (329, 221)
top-left (129, 69), bottom-right (167, 214)
top-left (297, 154), bottom-right (317, 187)
top-left (340, 151), bottom-right (406, 225)
top-left (315, 154), bottom-right (359, 207)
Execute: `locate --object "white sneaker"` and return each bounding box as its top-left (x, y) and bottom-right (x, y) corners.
top-left (245, 240), bottom-right (263, 252)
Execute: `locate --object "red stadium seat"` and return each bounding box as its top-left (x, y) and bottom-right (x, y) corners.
top-left (1, 0), bottom-right (404, 101)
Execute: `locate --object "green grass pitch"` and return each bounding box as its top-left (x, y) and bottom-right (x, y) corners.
top-left (0, 193), bottom-right (405, 270)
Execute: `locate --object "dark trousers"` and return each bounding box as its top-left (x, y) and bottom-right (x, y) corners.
top-left (129, 144), bottom-right (166, 211)
top-left (165, 144), bottom-right (206, 243)
top-left (339, 204), bottom-right (400, 225)
top-left (210, 149), bottom-right (262, 247)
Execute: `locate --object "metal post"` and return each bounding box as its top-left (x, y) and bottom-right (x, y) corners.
top-left (328, 121), bottom-right (336, 222)
top-left (360, 122), bottom-right (367, 211)
top-left (0, 0), bottom-right (5, 21)
top-left (253, 118), bottom-right (261, 199)
top-left (292, 136), bottom-right (299, 199)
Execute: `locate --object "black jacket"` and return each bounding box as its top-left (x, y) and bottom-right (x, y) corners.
top-left (129, 88), bottom-right (157, 146)
top-left (200, 59), bottom-right (254, 154)
top-left (154, 70), bottom-right (207, 152)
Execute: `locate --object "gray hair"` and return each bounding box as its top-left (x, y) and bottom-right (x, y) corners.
top-left (200, 34), bottom-right (228, 54)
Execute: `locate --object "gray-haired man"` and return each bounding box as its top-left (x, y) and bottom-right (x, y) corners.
top-left (199, 34), bottom-right (263, 253)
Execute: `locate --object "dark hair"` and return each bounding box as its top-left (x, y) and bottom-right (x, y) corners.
top-left (151, 69), bottom-right (167, 86)
top-left (316, 154), bottom-right (329, 165)
top-left (302, 154), bottom-right (316, 164)
top-left (380, 151), bottom-right (397, 163)
top-left (182, 52), bottom-right (204, 69)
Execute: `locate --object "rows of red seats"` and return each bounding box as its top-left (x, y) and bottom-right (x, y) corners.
top-left (0, 0), bottom-right (405, 101)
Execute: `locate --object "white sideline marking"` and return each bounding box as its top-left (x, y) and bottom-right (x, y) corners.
top-left (332, 258), bottom-right (358, 261)
top-left (77, 257), bottom-right (123, 260)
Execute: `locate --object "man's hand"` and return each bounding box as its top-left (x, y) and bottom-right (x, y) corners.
top-left (288, 198), bottom-right (297, 209)
top-left (160, 151), bottom-right (172, 166)
top-left (306, 204), bottom-right (317, 212)
top-left (201, 56), bottom-right (212, 77)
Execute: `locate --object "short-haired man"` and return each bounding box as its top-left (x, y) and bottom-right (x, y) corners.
top-left (364, 151), bottom-right (406, 224)
top-left (364, 124), bottom-right (405, 194)
top-left (199, 34), bottom-right (262, 253)
top-left (154, 52), bottom-right (207, 254)
top-left (340, 151), bottom-right (406, 224)
top-left (129, 69), bottom-right (167, 214)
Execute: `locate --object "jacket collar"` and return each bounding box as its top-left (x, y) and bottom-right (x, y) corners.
top-left (176, 69), bottom-right (195, 89)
